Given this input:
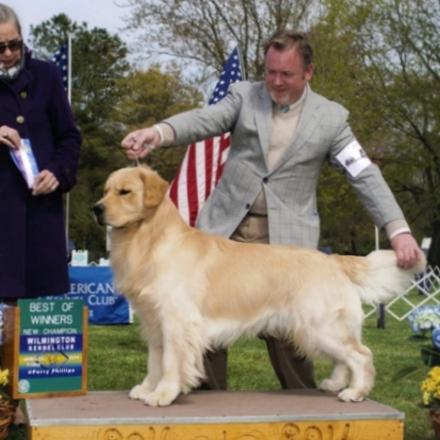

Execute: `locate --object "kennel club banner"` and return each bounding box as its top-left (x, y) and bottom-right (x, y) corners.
top-left (43, 266), bottom-right (132, 325)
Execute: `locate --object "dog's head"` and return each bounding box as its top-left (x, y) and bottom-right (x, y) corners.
top-left (93, 165), bottom-right (169, 228)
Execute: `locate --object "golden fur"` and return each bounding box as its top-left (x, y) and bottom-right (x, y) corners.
top-left (93, 165), bottom-right (426, 407)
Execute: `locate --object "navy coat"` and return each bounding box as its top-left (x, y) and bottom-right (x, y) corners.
top-left (0, 49), bottom-right (81, 299)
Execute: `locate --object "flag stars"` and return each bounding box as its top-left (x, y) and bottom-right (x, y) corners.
top-left (208, 47), bottom-right (243, 105)
top-left (51, 41), bottom-right (69, 91)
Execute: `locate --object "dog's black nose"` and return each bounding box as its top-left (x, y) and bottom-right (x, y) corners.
top-left (93, 203), bottom-right (105, 216)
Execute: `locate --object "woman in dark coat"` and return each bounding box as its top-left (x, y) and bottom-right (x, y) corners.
top-left (0, 4), bottom-right (81, 300)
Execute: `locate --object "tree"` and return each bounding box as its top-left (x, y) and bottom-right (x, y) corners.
top-left (29, 15), bottom-right (132, 260)
top-left (315, 0), bottom-right (440, 261)
top-left (29, 17), bottom-right (205, 260)
top-left (310, 1), bottom-right (390, 254)
top-left (113, 64), bottom-right (204, 182)
top-left (120, 0), bottom-right (440, 256)
top-left (123, 0), bottom-right (317, 83)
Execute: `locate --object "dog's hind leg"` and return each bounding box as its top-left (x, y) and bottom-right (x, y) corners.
top-left (337, 341), bottom-right (375, 402)
top-left (318, 363), bottom-right (350, 393)
top-left (129, 345), bottom-right (163, 401)
top-left (319, 338), bottom-right (374, 402)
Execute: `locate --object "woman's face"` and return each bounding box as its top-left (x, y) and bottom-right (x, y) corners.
top-left (0, 21), bottom-right (22, 68)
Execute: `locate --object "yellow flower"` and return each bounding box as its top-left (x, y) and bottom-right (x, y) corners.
top-left (423, 391), bottom-right (431, 406)
top-left (0, 369), bottom-right (8, 387)
top-left (421, 366), bottom-right (440, 406)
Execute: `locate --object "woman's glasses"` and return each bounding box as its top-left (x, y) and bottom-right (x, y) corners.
top-left (0, 39), bottom-right (22, 54)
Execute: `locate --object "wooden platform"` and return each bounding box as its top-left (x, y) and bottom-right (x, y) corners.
top-left (25, 389), bottom-right (404, 440)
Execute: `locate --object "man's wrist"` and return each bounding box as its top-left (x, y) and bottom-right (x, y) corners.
top-left (153, 123), bottom-right (174, 147)
top-left (385, 219), bottom-right (411, 240)
top-left (389, 228), bottom-right (412, 241)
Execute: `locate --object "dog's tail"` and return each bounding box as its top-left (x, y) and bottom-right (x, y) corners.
top-left (333, 250), bottom-right (427, 306)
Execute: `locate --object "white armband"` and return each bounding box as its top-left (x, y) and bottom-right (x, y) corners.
top-left (336, 140), bottom-right (372, 177)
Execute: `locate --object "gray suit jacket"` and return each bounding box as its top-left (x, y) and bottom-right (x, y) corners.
top-left (165, 81), bottom-right (405, 248)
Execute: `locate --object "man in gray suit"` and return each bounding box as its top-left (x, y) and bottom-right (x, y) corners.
top-left (121, 29), bottom-right (424, 391)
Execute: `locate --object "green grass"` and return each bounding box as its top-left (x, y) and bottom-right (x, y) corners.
top-left (8, 292), bottom-right (439, 440)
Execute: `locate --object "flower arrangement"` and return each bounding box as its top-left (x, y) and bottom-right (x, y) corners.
top-left (0, 367), bottom-right (17, 440)
top-left (0, 363), bottom-right (12, 403)
top-left (422, 366), bottom-right (440, 407)
top-left (409, 308), bottom-right (440, 440)
top-left (408, 305), bottom-right (440, 367)
top-left (393, 305), bottom-right (440, 383)
top-left (0, 304), bottom-right (19, 439)
top-left (422, 367), bottom-right (440, 440)
top-left (0, 303), bottom-right (12, 346)
top-left (0, 304), bottom-right (15, 412)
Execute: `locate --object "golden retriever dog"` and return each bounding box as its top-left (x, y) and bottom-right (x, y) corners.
top-left (93, 165), bottom-right (426, 407)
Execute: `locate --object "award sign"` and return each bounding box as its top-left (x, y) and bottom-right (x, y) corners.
top-left (2, 299), bottom-right (88, 399)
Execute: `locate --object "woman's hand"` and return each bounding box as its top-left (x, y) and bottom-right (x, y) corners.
top-left (32, 170), bottom-right (59, 196)
top-left (0, 126), bottom-right (20, 149)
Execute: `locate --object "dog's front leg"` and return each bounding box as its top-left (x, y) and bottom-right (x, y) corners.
top-left (129, 345), bottom-right (163, 401)
top-left (143, 339), bottom-right (181, 406)
top-left (143, 318), bottom-right (185, 407)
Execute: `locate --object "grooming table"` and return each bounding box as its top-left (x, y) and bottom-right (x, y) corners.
top-left (25, 389), bottom-right (404, 439)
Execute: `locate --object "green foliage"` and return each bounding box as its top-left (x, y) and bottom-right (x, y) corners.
top-left (27, 16), bottom-right (203, 260)
top-left (123, 0), bottom-right (317, 81)
top-left (113, 65), bottom-right (204, 183)
top-left (317, 165), bottom-right (383, 254)
top-left (29, 15), bottom-right (132, 260)
top-left (311, 0), bottom-right (440, 251)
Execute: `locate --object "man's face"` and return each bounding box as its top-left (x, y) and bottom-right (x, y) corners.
top-left (264, 45), bottom-right (313, 106)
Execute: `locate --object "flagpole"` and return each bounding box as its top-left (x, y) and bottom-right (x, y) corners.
top-left (236, 45), bottom-right (246, 81)
top-left (67, 33), bottom-right (72, 103)
top-left (65, 33), bottom-right (72, 249)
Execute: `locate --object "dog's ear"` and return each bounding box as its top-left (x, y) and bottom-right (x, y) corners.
top-left (139, 168), bottom-right (170, 208)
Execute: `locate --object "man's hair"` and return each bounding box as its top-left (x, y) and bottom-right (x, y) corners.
top-left (0, 4), bottom-right (22, 37)
top-left (263, 29), bottom-right (313, 68)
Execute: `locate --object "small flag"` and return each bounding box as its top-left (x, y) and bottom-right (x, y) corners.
top-left (208, 47), bottom-right (243, 104)
top-left (51, 42), bottom-right (69, 91)
top-left (168, 47), bottom-right (244, 226)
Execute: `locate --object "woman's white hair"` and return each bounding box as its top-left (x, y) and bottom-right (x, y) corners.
top-left (0, 4), bottom-right (21, 37)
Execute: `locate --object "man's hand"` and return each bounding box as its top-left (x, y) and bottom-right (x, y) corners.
top-left (390, 233), bottom-right (424, 269)
top-left (121, 127), bottom-right (161, 160)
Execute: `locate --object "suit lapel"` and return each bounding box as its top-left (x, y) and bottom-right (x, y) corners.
top-left (254, 84), bottom-right (273, 169)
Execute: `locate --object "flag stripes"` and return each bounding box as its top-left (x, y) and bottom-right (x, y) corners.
top-left (168, 47), bottom-right (243, 226)
top-left (169, 133), bottom-right (231, 226)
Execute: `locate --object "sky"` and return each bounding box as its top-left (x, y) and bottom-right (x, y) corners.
top-left (7, 0), bottom-right (133, 46)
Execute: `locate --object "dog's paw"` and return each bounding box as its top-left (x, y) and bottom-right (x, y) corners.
top-left (129, 384), bottom-right (151, 401)
top-left (144, 387), bottom-right (180, 407)
top-left (337, 388), bottom-right (365, 402)
top-left (318, 379), bottom-right (344, 393)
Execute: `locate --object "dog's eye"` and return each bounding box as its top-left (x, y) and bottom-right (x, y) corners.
top-left (119, 189), bottom-right (131, 196)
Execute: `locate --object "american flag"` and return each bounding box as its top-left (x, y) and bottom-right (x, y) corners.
top-left (168, 47), bottom-right (244, 226)
top-left (51, 42), bottom-right (69, 91)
